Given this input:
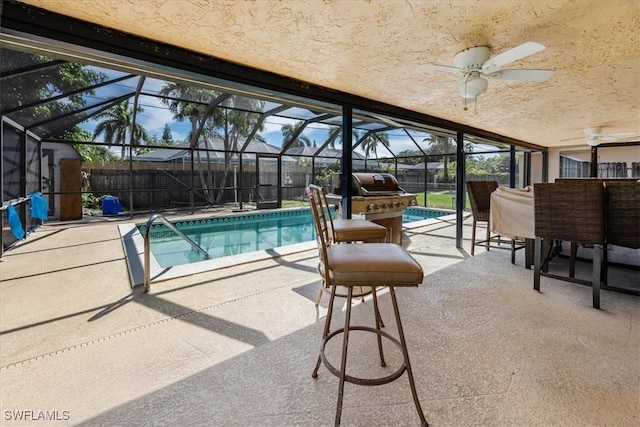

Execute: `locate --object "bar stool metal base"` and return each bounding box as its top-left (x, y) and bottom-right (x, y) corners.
top-left (319, 325), bottom-right (406, 386)
top-left (312, 285), bottom-right (428, 426)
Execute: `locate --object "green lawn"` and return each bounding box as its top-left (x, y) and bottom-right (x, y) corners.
top-left (282, 199), bottom-right (309, 208)
top-left (415, 191), bottom-right (469, 210)
top-left (284, 191), bottom-right (468, 211)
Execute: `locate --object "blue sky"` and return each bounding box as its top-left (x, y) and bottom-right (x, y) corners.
top-left (79, 67), bottom-right (503, 158)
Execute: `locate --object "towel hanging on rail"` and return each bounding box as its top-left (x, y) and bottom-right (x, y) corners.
top-left (28, 192), bottom-right (48, 221)
top-left (7, 204), bottom-right (25, 240)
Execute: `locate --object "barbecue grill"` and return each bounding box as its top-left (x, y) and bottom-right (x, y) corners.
top-left (334, 173), bottom-right (417, 244)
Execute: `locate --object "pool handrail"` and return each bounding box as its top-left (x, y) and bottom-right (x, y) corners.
top-left (144, 213), bottom-right (209, 292)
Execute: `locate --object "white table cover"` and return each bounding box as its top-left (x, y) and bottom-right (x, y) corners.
top-left (490, 186), bottom-right (535, 240)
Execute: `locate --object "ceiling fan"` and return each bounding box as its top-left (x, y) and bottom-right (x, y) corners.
top-left (582, 127), bottom-right (638, 146)
top-left (421, 41), bottom-right (554, 107)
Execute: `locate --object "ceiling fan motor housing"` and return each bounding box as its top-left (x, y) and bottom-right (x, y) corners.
top-left (585, 126), bottom-right (603, 137)
top-left (454, 46), bottom-right (491, 71)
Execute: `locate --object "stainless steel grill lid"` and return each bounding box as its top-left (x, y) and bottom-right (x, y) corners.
top-left (352, 173), bottom-right (405, 195)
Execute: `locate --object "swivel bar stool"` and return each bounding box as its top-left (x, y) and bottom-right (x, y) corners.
top-left (307, 184), bottom-right (388, 307)
top-left (308, 187), bottom-right (428, 426)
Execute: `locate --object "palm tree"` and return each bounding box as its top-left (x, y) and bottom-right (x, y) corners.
top-left (281, 121), bottom-right (312, 148)
top-left (365, 131), bottom-right (391, 171)
top-left (212, 105), bottom-right (264, 204)
top-left (92, 101), bottom-right (147, 159)
top-left (159, 83), bottom-right (223, 202)
top-left (422, 134), bottom-right (457, 182)
top-left (358, 130), bottom-right (390, 159)
top-left (322, 127), bottom-right (391, 170)
top-left (160, 83), bottom-right (219, 138)
top-left (159, 84), bottom-right (264, 204)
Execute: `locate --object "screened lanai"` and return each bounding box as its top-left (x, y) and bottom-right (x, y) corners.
top-left (0, 11), bottom-right (547, 255)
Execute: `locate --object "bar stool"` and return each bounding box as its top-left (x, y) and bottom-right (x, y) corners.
top-left (307, 184), bottom-right (387, 244)
top-left (308, 187), bottom-right (428, 426)
top-left (307, 184), bottom-right (388, 307)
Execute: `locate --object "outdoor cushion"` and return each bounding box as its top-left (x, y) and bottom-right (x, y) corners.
top-left (322, 243), bottom-right (423, 285)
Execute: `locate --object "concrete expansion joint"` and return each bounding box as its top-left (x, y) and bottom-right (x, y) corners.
top-left (0, 281), bottom-right (298, 371)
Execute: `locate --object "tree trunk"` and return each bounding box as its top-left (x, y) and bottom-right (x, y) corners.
top-left (216, 169), bottom-right (230, 205)
top-left (443, 157), bottom-right (449, 182)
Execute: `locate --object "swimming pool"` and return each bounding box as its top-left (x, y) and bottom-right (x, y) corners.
top-left (119, 206), bottom-right (453, 286)
top-left (403, 206), bottom-right (453, 223)
top-left (139, 209), bottom-right (317, 268)
top-left (144, 206), bottom-right (453, 268)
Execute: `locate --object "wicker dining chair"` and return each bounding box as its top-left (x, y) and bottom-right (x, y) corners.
top-left (533, 181), bottom-right (606, 309)
top-left (307, 186), bottom-right (428, 426)
top-left (604, 180), bottom-right (640, 285)
top-left (606, 180), bottom-right (640, 249)
top-left (466, 180), bottom-right (499, 255)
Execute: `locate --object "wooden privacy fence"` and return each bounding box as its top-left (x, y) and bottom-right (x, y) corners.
top-left (84, 164), bottom-right (487, 211)
top-left (87, 169), bottom-right (254, 209)
top-left (85, 168), bottom-right (317, 209)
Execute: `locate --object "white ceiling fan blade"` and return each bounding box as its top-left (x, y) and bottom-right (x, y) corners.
top-left (485, 69), bottom-right (554, 81)
top-left (599, 135), bottom-right (619, 142)
top-left (409, 80), bottom-right (457, 100)
top-left (481, 41), bottom-right (546, 72)
top-left (558, 136), bottom-right (583, 142)
top-left (422, 63), bottom-right (463, 74)
top-left (604, 131), bottom-right (637, 139)
top-left (613, 136), bottom-right (640, 143)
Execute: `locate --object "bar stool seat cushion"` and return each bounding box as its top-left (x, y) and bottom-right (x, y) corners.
top-left (322, 243), bottom-right (424, 285)
top-left (332, 218), bottom-right (387, 242)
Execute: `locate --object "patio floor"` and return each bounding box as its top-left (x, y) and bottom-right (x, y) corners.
top-left (0, 216), bottom-right (638, 426)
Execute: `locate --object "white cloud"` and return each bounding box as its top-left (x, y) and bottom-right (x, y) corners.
top-left (136, 95), bottom-right (177, 138)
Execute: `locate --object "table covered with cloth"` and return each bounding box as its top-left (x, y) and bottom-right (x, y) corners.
top-left (490, 186), bottom-right (534, 240)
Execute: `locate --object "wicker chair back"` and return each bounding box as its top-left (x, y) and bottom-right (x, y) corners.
top-left (534, 181), bottom-right (606, 244)
top-left (466, 180), bottom-right (499, 221)
top-left (606, 180), bottom-right (640, 249)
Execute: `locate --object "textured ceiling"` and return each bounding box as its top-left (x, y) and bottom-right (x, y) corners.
top-left (22, 0), bottom-right (640, 149)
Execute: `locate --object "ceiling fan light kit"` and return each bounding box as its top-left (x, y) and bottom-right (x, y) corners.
top-left (460, 73), bottom-right (488, 99)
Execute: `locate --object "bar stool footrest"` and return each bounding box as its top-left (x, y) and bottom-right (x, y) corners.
top-left (320, 325), bottom-right (407, 386)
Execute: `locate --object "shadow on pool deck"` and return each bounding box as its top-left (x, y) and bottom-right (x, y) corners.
top-left (0, 216), bottom-right (638, 426)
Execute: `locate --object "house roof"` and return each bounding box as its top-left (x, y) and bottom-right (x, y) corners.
top-left (134, 137), bottom-right (286, 162)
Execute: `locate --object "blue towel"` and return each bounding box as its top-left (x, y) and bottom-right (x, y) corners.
top-left (28, 192), bottom-right (48, 220)
top-left (7, 204), bottom-right (25, 240)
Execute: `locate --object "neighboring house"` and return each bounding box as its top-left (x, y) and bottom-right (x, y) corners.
top-left (285, 146), bottom-right (367, 169)
top-left (404, 162), bottom-right (445, 183)
top-left (133, 136), bottom-right (285, 165)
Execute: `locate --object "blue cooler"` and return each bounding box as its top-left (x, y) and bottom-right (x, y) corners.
top-left (102, 196), bottom-right (121, 216)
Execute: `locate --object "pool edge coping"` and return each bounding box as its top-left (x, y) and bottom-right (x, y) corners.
top-left (117, 208), bottom-right (461, 288)
top-left (118, 222), bottom-right (317, 287)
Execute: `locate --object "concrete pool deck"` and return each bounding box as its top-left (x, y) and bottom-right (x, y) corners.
top-left (0, 215), bottom-right (638, 426)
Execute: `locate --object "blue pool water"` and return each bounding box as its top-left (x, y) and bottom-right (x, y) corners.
top-left (140, 207), bottom-right (451, 268)
top-left (402, 207), bottom-right (453, 223)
